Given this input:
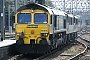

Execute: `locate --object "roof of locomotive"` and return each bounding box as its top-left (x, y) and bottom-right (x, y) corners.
top-left (17, 3), bottom-right (66, 16)
top-left (74, 16), bottom-right (79, 19)
top-left (68, 14), bottom-right (74, 18)
top-left (17, 3), bottom-right (48, 12)
top-left (57, 10), bottom-right (67, 16)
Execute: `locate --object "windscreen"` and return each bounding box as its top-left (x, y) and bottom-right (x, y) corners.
top-left (18, 13), bottom-right (31, 24)
top-left (34, 13), bottom-right (48, 24)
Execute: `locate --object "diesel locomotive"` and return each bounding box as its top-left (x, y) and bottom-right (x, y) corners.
top-left (15, 3), bottom-right (79, 54)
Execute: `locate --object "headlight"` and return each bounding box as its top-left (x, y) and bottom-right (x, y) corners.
top-left (41, 33), bottom-right (48, 37)
top-left (17, 32), bottom-right (24, 36)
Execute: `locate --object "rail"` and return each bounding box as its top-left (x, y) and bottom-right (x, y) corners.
top-left (69, 33), bottom-right (89, 60)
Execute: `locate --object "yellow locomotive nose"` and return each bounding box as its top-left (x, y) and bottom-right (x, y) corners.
top-left (31, 30), bottom-right (34, 34)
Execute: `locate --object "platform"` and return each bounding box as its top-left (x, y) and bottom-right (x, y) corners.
top-left (0, 40), bottom-right (18, 59)
top-left (0, 40), bottom-right (16, 47)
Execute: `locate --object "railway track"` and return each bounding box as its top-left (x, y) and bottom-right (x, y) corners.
top-left (2, 31), bottom-right (90, 60)
top-left (6, 41), bottom-right (84, 60)
top-left (35, 40), bottom-right (86, 60)
top-left (69, 32), bottom-right (90, 60)
top-left (35, 33), bottom-right (90, 60)
top-left (2, 40), bottom-right (84, 60)
top-left (79, 33), bottom-right (90, 60)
